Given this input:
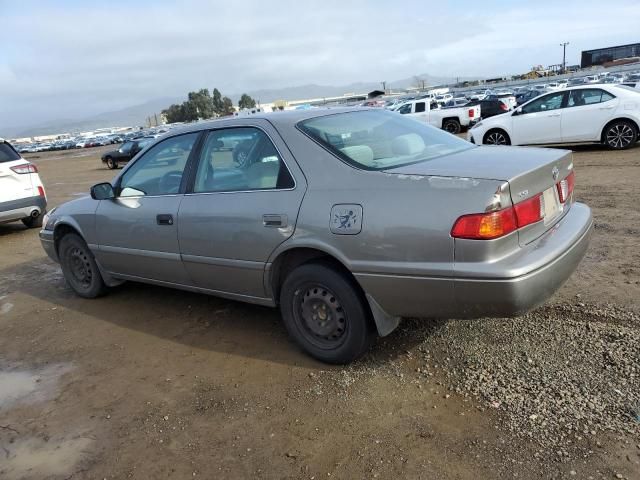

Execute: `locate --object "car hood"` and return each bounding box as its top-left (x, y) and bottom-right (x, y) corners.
top-left (383, 145), bottom-right (571, 182)
top-left (53, 195), bottom-right (95, 216)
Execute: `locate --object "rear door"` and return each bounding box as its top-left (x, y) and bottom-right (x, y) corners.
top-left (561, 88), bottom-right (618, 142)
top-left (94, 132), bottom-right (200, 283)
top-left (178, 122), bottom-right (306, 299)
top-left (511, 91), bottom-right (566, 144)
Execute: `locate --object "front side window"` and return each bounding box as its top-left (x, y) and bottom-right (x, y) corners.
top-left (120, 142), bottom-right (133, 153)
top-left (522, 91), bottom-right (565, 114)
top-left (298, 109), bottom-right (474, 171)
top-left (118, 132), bottom-right (198, 197)
top-left (567, 89), bottom-right (615, 107)
top-left (193, 127), bottom-right (294, 193)
top-left (397, 103), bottom-right (412, 114)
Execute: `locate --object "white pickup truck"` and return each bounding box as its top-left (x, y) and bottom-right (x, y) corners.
top-left (391, 99), bottom-right (480, 134)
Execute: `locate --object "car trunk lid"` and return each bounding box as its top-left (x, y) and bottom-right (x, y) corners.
top-left (384, 145), bottom-right (575, 245)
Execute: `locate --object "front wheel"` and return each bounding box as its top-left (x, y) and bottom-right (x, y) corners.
top-left (59, 233), bottom-right (107, 298)
top-left (483, 129), bottom-right (511, 146)
top-left (603, 120), bottom-right (637, 150)
top-left (280, 262), bottom-right (375, 364)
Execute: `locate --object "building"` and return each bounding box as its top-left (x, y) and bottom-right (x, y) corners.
top-left (581, 43), bottom-right (640, 68)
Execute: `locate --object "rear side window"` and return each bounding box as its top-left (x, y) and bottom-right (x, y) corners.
top-left (193, 127), bottom-right (294, 193)
top-left (0, 142), bottom-right (21, 163)
top-left (567, 89), bottom-right (615, 107)
top-left (415, 102), bottom-right (426, 113)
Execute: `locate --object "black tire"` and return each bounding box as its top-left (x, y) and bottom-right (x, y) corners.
top-left (22, 211), bottom-right (44, 228)
top-left (280, 262), bottom-right (375, 364)
top-left (105, 157), bottom-right (117, 169)
top-left (58, 233), bottom-right (107, 298)
top-left (483, 129), bottom-right (511, 146)
top-left (602, 120), bottom-right (637, 150)
top-left (442, 119), bottom-right (461, 134)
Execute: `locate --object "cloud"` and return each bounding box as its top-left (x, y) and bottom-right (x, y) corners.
top-left (1, 0), bottom-right (639, 129)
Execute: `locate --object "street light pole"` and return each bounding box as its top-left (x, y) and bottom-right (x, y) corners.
top-left (560, 42), bottom-right (569, 73)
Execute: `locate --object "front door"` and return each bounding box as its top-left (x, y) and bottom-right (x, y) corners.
top-left (561, 88), bottom-right (618, 142)
top-left (511, 91), bottom-right (566, 144)
top-left (93, 132), bottom-right (200, 284)
top-left (178, 124), bottom-right (306, 300)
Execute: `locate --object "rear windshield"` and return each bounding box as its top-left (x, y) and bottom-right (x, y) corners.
top-left (0, 142), bottom-right (21, 163)
top-left (613, 85), bottom-right (640, 94)
top-left (298, 109), bottom-right (473, 170)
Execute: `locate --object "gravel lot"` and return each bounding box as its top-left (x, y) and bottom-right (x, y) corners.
top-left (0, 143), bottom-right (639, 479)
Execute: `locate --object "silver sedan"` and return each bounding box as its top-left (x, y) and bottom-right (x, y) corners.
top-left (40, 108), bottom-right (592, 363)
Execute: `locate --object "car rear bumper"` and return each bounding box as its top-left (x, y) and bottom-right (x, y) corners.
top-left (355, 202), bottom-right (592, 319)
top-left (0, 195), bottom-right (47, 224)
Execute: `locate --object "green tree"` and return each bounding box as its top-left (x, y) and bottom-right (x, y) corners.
top-left (212, 88), bottom-right (224, 116)
top-left (187, 88), bottom-right (214, 119)
top-left (162, 103), bottom-right (186, 123)
top-left (221, 96), bottom-right (235, 116)
top-left (238, 93), bottom-right (257, 110)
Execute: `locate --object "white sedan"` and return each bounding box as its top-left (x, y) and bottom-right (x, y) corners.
top-left (467, 85), bottom-right (640, 150)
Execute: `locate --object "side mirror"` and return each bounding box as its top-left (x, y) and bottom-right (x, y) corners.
top-left (90, 182), bottom-right (115, 200)
top-left (513, 107), bottom-right (523, 116)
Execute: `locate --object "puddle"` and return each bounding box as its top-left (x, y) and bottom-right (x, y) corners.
top-left (0, 436), bottom-right (92, 480)
top-left (0, 363), bottom-right (73, 411)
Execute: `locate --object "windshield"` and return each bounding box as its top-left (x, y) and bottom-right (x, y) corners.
top-left (0, 142), bottom-right (21, 163)
top-left (298, 109), bottom-right (474, 171)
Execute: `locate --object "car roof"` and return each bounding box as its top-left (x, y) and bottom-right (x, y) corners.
top-left (166, 106), bottom-right (368, 136)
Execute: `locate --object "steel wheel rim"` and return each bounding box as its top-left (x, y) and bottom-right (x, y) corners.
top-left (486, 132), bottom-right (507, 145)
top-left (294, 284), bottom-right (347, 349)
top-left (68, 247), bottom-right (93, 289)
top-left (606, 124), bottom-right (634, 148)
top-left (445, 122), bottom-right (458, 133)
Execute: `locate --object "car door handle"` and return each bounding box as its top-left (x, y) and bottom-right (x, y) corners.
top-left (599, 105), bottom-right (615, 110)
top-left (156, 214), bottom-right (174, 226)
top-left (548, 113), bottom-right (561, 117)
top-left (263, 214), bottom-right (287, 227)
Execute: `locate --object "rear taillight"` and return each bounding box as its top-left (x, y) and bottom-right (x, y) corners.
top-left (451, 195), bottom-right (543, 240)
top-left (500, 102), bottom-right (508, 111)
top-left (556, 171), bottom-right (575, 203)
top-left (468, 108), bottom-right (475, 118)
top-left (10, 163), bottom-right (38, 174)
top-left (37, 186), bottom-right (46, 197)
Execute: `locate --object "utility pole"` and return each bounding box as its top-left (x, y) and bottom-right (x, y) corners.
top-left (560, 42), bottom-right (569, 73)
top-left (381, 81), bottom-right (387, 93)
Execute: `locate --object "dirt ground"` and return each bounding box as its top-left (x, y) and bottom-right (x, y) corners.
top-left (0, 143), bottom-right (639, 480)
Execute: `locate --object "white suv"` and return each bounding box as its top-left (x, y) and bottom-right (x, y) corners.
top-left (0, 139), bottom-right (47, 228)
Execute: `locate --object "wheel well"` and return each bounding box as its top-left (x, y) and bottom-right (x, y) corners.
top-left (600, 118), bottom-right (639, 143)
top-left (53, 224), bottom-right (82, 255)
top-left (442, 117), bottom-right (460, 125)
top-left (269, 248), bottom-right (364, 304)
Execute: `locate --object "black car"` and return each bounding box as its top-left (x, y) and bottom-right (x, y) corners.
top-left (466, 99), bottom-right (508, 119)
top-left (101, 137), bottom-right (154, 169)
top-left (515, 89), bottom-right (543, 105)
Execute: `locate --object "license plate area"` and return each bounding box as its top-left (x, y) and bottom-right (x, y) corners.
top-left (542, 187), bottom-right (561, 225)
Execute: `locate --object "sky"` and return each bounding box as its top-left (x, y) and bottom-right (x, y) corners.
top-left (1, 0), bottom-right (639, 131)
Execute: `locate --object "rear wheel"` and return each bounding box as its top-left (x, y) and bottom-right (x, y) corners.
top-left (603, 120), bottom-right (637, 150)
top-left (105, 157), bottom-right (117, 169)
top-left (280, 262), bottom-right (375, 364)
top-left (443, 119), bottom-right (461, 134)
top-left (59, 233), bottom-right (107, 298)
top-left (483, 129), bottom-right (511, 146)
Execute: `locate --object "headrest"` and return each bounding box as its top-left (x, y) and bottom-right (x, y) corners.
top-left (392, 133), bottom-right (425, 156)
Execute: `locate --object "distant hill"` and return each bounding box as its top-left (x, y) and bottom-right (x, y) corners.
top-left (8, 72), bottom-right (468, 138)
